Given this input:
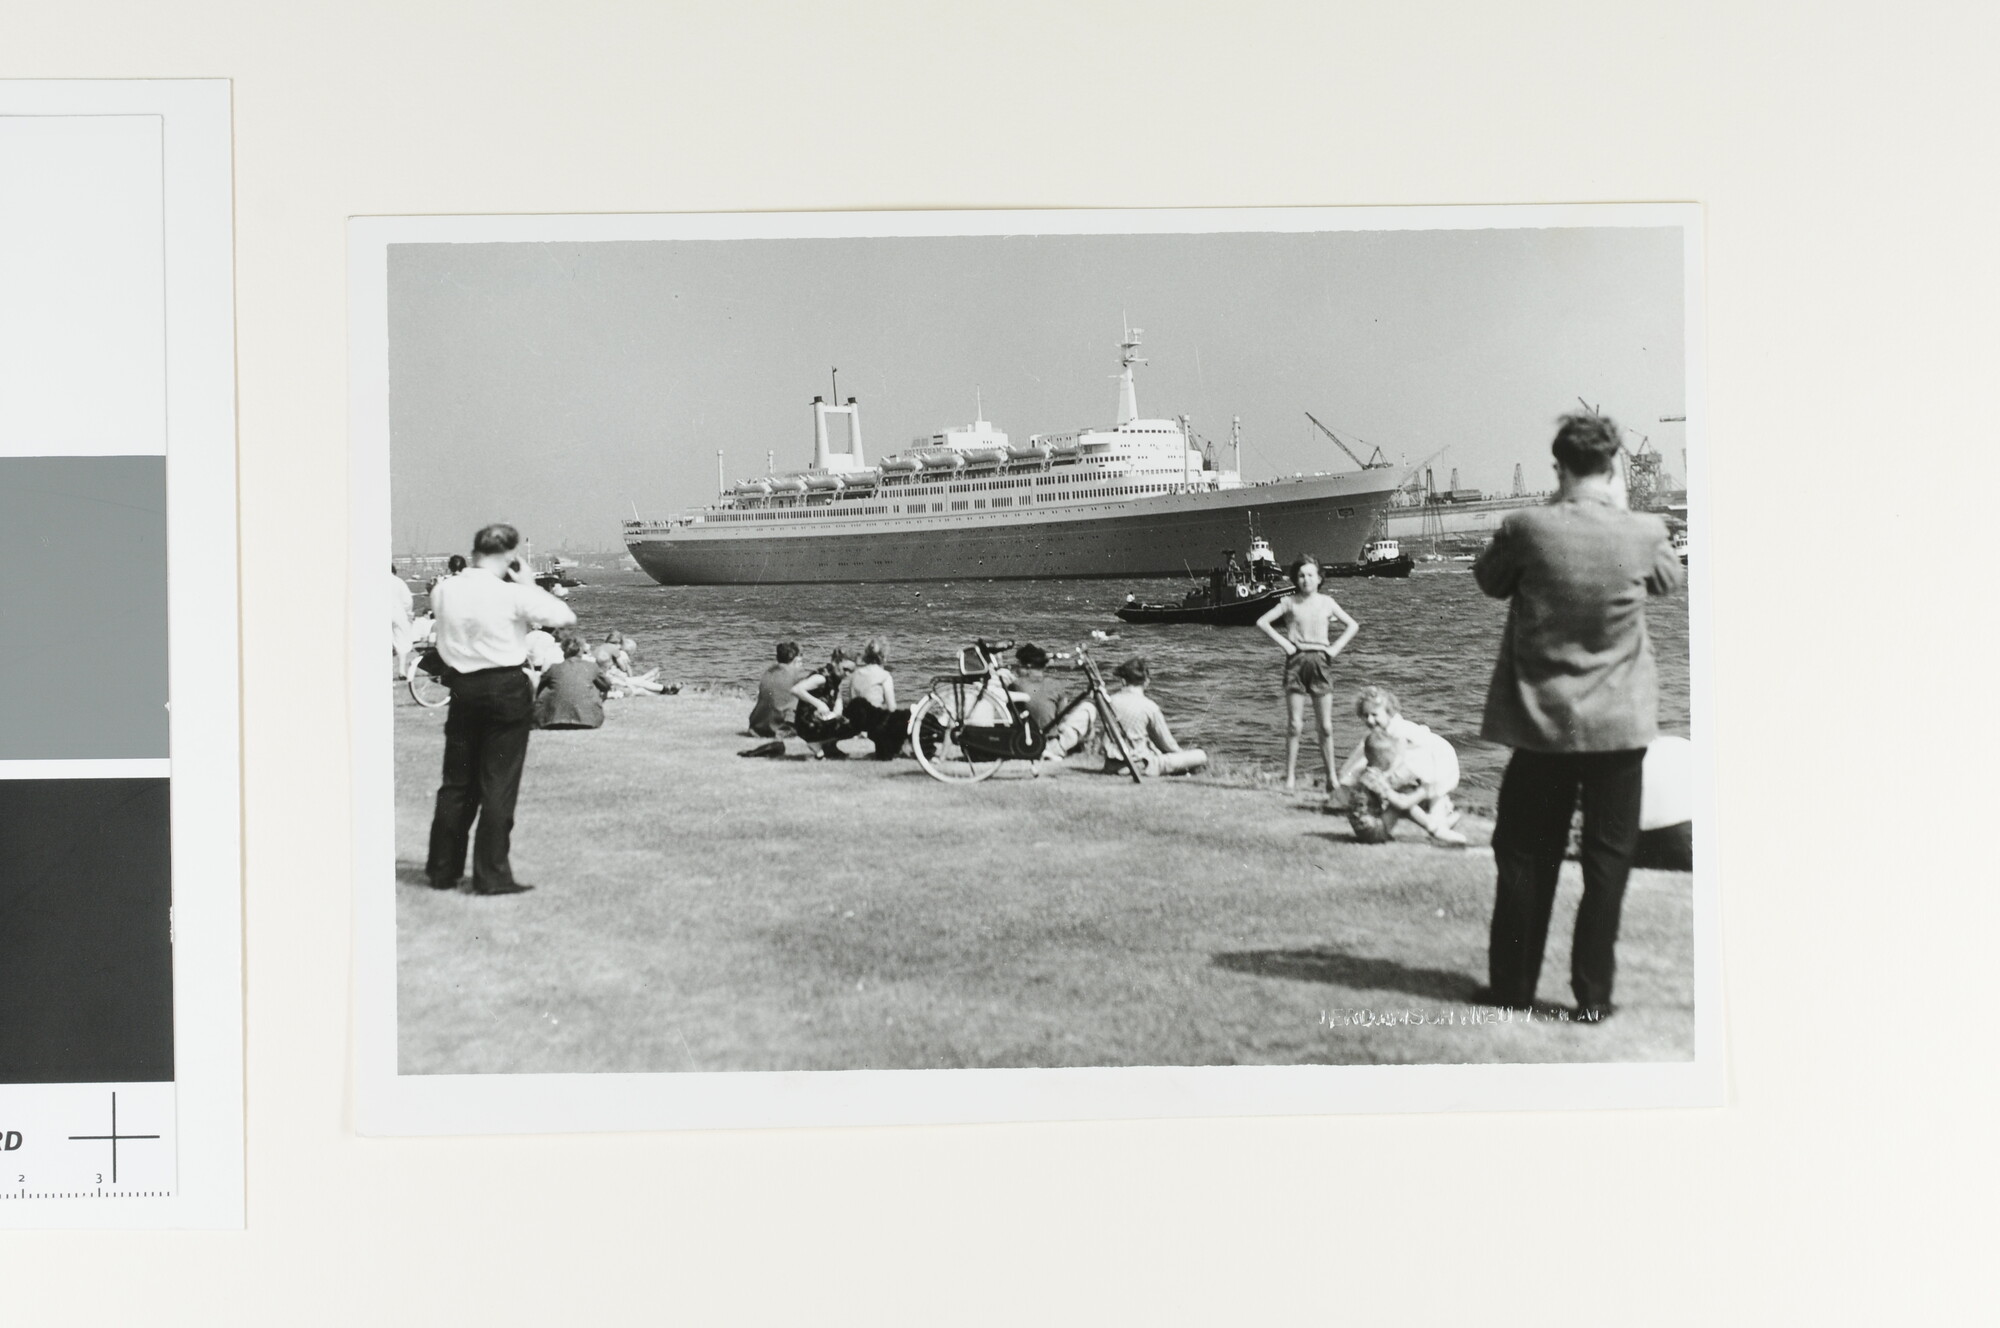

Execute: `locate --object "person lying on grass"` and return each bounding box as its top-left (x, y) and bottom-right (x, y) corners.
top-left (1338, 686), bottom-right (1467, 845)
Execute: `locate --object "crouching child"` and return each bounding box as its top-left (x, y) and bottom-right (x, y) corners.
top-left (1338, 686), bottom-right (1466, 845)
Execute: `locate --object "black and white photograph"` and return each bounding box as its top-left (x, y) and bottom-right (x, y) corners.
top-left (353, 205), bottom-right (1716, 1132)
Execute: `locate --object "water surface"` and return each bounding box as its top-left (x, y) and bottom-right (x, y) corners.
top-left (553, 567), bottom-right (1691, 801)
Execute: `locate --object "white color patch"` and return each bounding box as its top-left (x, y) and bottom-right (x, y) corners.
top-left (0, 114), bottom-right (167, 456)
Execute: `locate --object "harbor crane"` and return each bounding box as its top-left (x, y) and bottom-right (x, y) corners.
top-left (1304, 411), bottom-right (1392, 470)
top-left (1575, 396), bottom-right (1668, 510)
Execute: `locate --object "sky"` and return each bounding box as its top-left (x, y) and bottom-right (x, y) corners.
top-left (387, 225), bottom-right (1686, 554)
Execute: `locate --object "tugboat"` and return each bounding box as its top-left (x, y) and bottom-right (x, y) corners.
top-left (533, 556), bottom-right (586, 591)
top-left (1324, 537), bottom-right (1415, 579)
top-left (1117, 536), bottom-right (1292, 626)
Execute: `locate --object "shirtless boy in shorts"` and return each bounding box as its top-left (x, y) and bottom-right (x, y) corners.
top-left (1256, 555), bottom-right (1360, 801)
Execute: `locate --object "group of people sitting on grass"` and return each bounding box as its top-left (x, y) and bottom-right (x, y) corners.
top-left (527, 627), bottom-right (675, 731)
top-left (725, 547), bottom-right (1478, 845)
top-left (741, 639), bottom-right (899, 760)
top-left (738, 637), bottom-right (1208, 777)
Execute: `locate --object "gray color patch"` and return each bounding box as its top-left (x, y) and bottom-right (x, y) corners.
top-left (0, 456), bottom-right (169, 758)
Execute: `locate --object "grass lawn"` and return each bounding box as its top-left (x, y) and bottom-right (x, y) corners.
top-left (394, 689), bottom-right (1693, 1073)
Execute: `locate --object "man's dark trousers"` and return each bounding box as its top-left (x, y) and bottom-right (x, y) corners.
top-left (425, 666), bottom-right (534, 892)
top-left (1488, 747), bottom-right (1646, 1010)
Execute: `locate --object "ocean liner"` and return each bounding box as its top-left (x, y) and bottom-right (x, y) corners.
top-left (623, 329), bottom-right (1406, 586)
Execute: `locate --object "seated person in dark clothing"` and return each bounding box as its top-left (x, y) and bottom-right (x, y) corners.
top-left (790, 648), bottom-right (857, 759)
top-left (843, 637), bottom-right (912, 759)
top-left (747, 640), bottom-right (804, 738)
top-left (1014, 643), bottom-right (1096, 763)
top-left (534, 632), bottom-right (611, 730)
top-left (1010, 643), bottom-right (1072, 730)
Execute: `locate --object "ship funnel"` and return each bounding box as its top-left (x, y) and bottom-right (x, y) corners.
top-left (812, 396), bottom-right (867, 472)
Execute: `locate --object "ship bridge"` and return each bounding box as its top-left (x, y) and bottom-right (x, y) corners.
top-left (910, 395), bottom-right (1009, 455)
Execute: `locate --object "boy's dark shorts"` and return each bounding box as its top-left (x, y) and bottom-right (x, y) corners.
top-left (1283, 649), bottom-right (1333, 697)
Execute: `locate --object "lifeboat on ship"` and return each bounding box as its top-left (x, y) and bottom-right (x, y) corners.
top-left (767, 475), bottom-right (808, 494)
top-left (1046, 437), bottom-right (1081, 457)
top-left (880, 455), bottom-right (921, 473)
top-left (730, 480), bottom-right (772, 497)
top-left (921, 451), bottom-right (965, 471)
top-left (804, 472), bottom-right (844, 491)
top-left (959, 445), bottom-right (1007, 465)
top-left (839, 468), bottom-right (881, 488)
top-left (1006, 441), bottom-right (1051, 462)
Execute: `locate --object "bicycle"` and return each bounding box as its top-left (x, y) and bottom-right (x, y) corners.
top-left (907, 639), bottom-right (1144, 785)
top-left (400, 636), bottom-right (452, 709)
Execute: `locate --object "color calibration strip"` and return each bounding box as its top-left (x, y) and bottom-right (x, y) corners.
top-left (0, 111), bottom-right (179, 1197)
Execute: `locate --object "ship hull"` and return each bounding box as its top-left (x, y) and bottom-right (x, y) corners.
top-left (625, 474), bottom-right (1399, 586)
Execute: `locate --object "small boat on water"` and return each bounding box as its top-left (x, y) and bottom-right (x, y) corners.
top-left (1117, 538), bottom-right (1291, 626)
top-left (1117, 578), bottom-right (1290, 627)
top-left (533, 556), bottom-right (586, 591)
top-left (1324, 537), bottom-right (1416, 579)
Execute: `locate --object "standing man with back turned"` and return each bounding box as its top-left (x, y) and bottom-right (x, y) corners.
top-left (425, 523), bottom-right (576, 895)
top-left (1475, 414), bottom-right (1684, 1021)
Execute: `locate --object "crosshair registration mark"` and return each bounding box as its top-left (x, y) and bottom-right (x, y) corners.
top-left (68, 1092), bottom-right (160, 1185)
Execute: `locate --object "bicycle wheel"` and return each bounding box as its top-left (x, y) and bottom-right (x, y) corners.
top-left (405, 653), bottom-right (451, 709)
top-left (909, 684), bottom-right (1006, 784)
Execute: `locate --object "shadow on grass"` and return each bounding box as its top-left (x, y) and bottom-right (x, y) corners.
top-left (395, 862), bottom-right (537, 896)
top-left (1212, 948), bottom-right (1483, 1002)
top-left (1303, 826), bottom-right (1494, 851)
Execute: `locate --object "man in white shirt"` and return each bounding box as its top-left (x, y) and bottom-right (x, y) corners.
top-left (423, 523), bottom-right (576, 895)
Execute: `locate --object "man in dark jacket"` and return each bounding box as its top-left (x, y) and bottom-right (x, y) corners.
top-left (1474, 414), bottom-right (1685, 1021)
top-left (746, 641), bottom-right (804, 737)
top-left (534, 633), bottom-right (611, 730)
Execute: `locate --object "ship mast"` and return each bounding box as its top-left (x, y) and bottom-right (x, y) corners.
top-left (1116, 320), bottom-right (1146, 425)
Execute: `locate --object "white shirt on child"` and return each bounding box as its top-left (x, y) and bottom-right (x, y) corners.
top-left (1386, 715), bottom-right (1460, 797)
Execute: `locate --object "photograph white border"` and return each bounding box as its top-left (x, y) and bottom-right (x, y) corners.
top-left (0, 79), bottom-right (244, 1228)
top-left (350, 202), bottom-right (1719, 1135)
